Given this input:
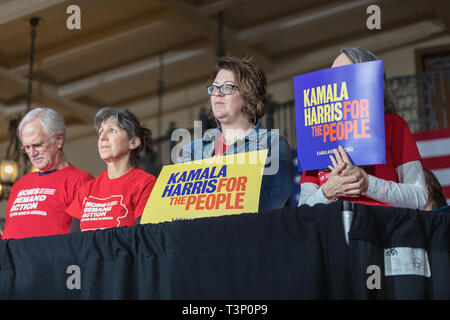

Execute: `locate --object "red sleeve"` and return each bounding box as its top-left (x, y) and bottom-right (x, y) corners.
top-left (66, 172), bottom-right (93, 206)
top-left (3, 182), bottom-right (20, 236)
top-left (388, 113), bottom-right (421, 168)
top-left (134, 176), bottom-right (157, 219)
top-left (299, 170), bottom-right (320, 185)
top-left (65, 183), bottom-right (89, 220)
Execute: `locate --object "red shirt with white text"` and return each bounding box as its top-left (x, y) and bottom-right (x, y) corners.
top-left (66, 168), bottom-right (156, 231)
top-left (3, 164), bottom-right (93, 239)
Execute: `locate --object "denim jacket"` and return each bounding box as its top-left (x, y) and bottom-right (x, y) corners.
top-left (177, 123), bottom-right (293, 212)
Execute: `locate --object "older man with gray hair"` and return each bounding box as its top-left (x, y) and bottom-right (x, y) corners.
top-left (2, 107), bottom-right (93, 239)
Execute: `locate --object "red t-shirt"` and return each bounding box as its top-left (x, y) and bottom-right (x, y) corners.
top-left (300, 113), bottom-right (422, 206)
top-left (3, 164), bottom-right (93, 239)
top-left (66, 168), bottom-right (156, 232)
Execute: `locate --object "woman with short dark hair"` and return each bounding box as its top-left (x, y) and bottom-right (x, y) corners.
top-left (67, 107), bottom-right (156, 232)
top-left (178, 56), bottom-right (293, 211)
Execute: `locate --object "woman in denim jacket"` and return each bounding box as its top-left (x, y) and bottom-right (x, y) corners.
top-left (177, 56), bottom-right (293, 212)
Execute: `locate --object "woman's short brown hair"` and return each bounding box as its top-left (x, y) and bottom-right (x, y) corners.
top-left (210, 56), bottom-right (267, 123)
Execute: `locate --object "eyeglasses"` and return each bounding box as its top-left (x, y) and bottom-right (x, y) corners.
top-left (207, 84), bottom-right (239, 96)
top-left (20, 137), bottom-right (55, 154)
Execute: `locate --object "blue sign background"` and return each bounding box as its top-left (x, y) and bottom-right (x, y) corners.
top-left (294, 60), bottom-right (386, 172)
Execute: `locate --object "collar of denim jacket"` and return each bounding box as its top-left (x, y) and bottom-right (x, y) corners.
top-left (202, 122), bottom-right (264, 142)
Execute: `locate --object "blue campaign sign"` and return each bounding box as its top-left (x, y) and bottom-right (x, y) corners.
top-left (294, 60), bottom-right (386, 172)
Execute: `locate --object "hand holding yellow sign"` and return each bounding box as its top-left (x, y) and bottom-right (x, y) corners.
top-left (140, 149), bottom-right (268, 224)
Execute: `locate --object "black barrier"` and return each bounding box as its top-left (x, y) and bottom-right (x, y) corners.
top-left (0, 202), bottom-right (449, 299)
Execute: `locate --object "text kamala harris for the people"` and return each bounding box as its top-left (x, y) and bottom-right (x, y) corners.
top-left (294, 60), bottom-right (386, 171)
top-left (140, 150), bottom-right (268, 224)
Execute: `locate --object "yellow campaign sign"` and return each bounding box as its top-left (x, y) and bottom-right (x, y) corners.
top-left (140, 149), bottom-right (268, 224)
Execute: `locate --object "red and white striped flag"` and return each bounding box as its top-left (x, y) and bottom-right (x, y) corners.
top-left (414, 128), bottom-right (450, 204)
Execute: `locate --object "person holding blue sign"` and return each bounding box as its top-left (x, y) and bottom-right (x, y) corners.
top-left (178, 56), bottom-right (293, 211)
top-left (298, 47), bottom-right (428, 209)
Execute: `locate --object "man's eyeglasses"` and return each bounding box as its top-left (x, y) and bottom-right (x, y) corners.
top-left (207, 84), bottom-right (239, 96)
top-left (20, 138), bottom-right (55, 154)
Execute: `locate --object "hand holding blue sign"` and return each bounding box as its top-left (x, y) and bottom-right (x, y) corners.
top-left (322, 145), bottom-right (369, 201)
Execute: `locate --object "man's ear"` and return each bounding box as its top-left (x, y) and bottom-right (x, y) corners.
top-left (129, 136), bottom-right (141, 150)
top-left (55, 135), bottom-right (64, 149)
